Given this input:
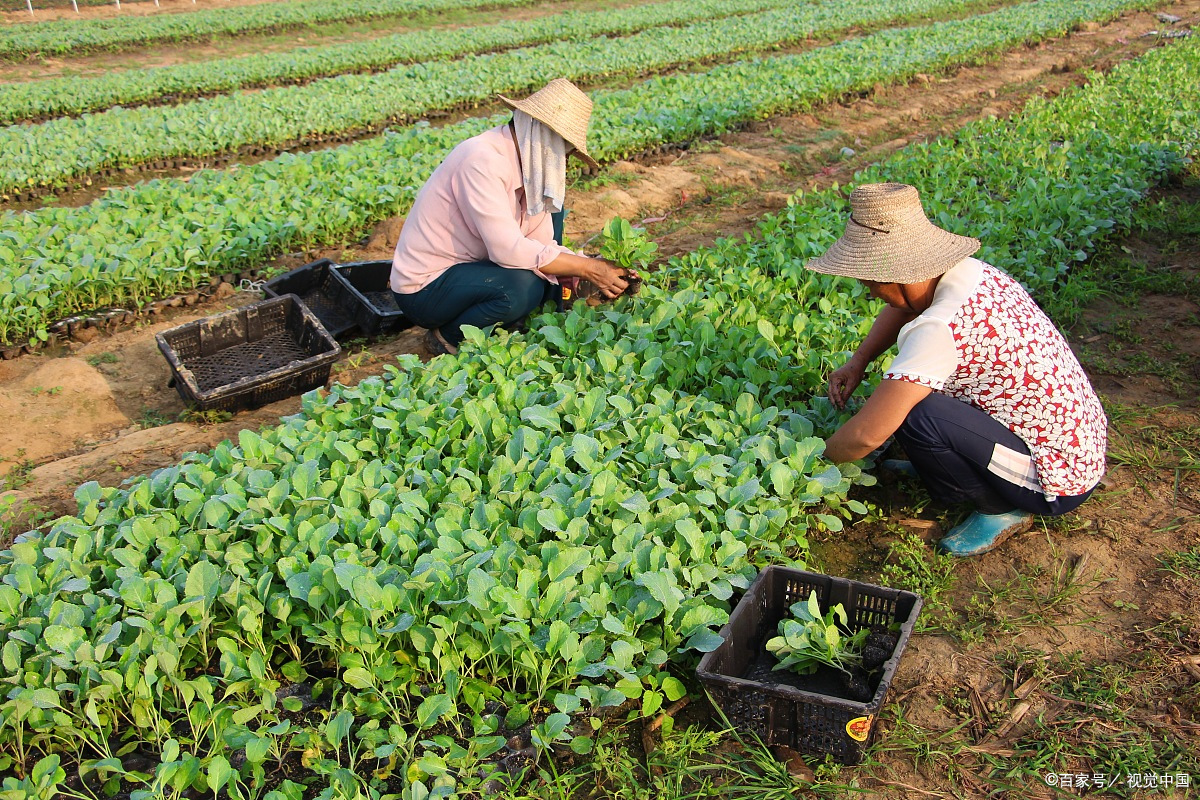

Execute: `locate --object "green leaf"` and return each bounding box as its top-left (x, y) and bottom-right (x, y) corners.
top-left (325, 709), bottom-right (353, 746)
top-left (661, 677), bottom-right (687, 702)
top-left (185, 561), bottom-right (220, 602)
top-left (416, 694), bottom-right (455, 729)
top-left (637, 570), bottom-right (682, 617)
top-left (619, 492), bottom-right (651, 513)
top-left (686, 629), bottom-right (725, 653)
top-left (521, 405), bottom-right (560, 431)
top-left (206, 755), bottom-right (232, 793)
top-left (756, 319), bottom-right (778, 350)
top-left (768, 462), bottom-right (795, 496)
top-left (642, 690), bottom-right (663, 718)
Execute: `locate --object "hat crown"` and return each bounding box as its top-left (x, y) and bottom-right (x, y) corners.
top-left (529, 78), bottom-right (593, 117)
top-left (805, 182), bottom-right (981, 283)
top-left (499, 79), bottom-right (596, 168)
top-left (848, 182), bottom-right (927, 233)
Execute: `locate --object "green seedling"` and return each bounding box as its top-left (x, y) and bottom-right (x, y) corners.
top-left (598, 217), bottom-right (658, 274)
top-left (766, 594), bottom-right (868, 676)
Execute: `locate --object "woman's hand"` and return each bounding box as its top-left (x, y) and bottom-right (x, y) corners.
top-left (827, 358), bottom-right (867, 410)
top-left (584, 258), bottom-right (632, 298)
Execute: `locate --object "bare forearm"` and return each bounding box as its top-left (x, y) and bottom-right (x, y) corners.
top-left (539, 251), bottom-right (603, 278)
top-left (824, 379), bottom-right (932, 463)
top-left (824, 420), bottom-right (884, 463)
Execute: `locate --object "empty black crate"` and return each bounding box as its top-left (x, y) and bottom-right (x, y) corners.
top-left (697, 565), bottom-right (922, 765)
top-left (262, 258), bottom-right (358, 339)
top-left (328, 260), bottom-right (411, 337)
top-left (157, 294), bottom-right (341, 412)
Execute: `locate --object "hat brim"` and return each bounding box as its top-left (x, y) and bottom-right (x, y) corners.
top-left (807, 217), bottom-right (980, 283)
top-left (500, 94), bottom-right (600, 170)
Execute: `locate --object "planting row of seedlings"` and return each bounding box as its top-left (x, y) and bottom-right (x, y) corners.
top-left (0, 0), bottom-right (1033, 197)
top-left (0, 0), bottom-right (552, 60)
top-left (0, 0), bottom-right (832, 124)
top-left (1, 35), bottom-right (1197, 798)
top-left (0, 0), bottom-right (1162, 349)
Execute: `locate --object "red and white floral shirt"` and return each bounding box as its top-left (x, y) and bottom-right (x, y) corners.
top-left (883, 258), bottom-right (1107, 499)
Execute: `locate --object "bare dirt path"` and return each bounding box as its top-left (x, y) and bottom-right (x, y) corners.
top-left (0, 0), bottom-right (1195, 522)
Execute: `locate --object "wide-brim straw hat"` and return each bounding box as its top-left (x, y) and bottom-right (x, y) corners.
top-left (499, 78), bottom-right (600, 170)
top-left (807, 183), bottom-right (980, 283)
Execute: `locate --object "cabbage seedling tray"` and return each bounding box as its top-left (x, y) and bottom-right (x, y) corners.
top-left (697, 565), bottom-right (922, 765)
top-left (157, 294), bottom-right (340, 412)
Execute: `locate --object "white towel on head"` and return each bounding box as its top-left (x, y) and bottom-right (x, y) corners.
top-left (513, 109), bottom-right (568, 217)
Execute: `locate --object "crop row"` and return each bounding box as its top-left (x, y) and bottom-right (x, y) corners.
top-left (0, 0), bottom-right (1162, 347)
top-left (3, 36), bottom-right (1197, 798)
top-left (0, 0), bottom-right (546, 60)
top-left (0, 0), bottom-right (820, 124)
top-left (0, 0), bottom-right (1007, 196)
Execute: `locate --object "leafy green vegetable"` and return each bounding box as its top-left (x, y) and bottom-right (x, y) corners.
top-left (599, 218), bottom-right (659, 272)
top-left (0, 0), bottom-right (1021, 195)
top-left (765, 594), bottom-right (869, 675)
top-left (1, 0), bottom-right (1178, 346)
top-left (0, 25), bottom-right (1196, 800)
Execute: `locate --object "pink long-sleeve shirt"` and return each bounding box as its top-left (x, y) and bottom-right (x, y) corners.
top-left (390, 124), bottom-right (571, 294)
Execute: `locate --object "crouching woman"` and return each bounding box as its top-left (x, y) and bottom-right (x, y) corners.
top-left (810, 183), bottom-right (1107, 556)
top-left (390, 78), bottom-right (632, 356)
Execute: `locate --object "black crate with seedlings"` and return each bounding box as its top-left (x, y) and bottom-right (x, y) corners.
top-left (697, 565), bottom-right (922, 765)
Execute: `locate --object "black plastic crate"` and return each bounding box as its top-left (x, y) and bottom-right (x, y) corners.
top-left (262, 258), bottom-right (358, 339)
top-left (156, 294), bottom-right (341, 412)
top-left (328, 260), bottom-right (411, 337)
top-left (697, 565), bottom-right (922, 765)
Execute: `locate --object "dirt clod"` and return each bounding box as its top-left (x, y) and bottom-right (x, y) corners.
top-left (71, 327), bottom-right (100, 344)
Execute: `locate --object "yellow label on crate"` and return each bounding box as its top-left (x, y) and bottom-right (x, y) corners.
top-left (846, 715), bottom-right (873, 742)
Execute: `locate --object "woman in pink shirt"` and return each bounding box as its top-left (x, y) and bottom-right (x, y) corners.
top-left (809, 183), bottom-right (1107, 557)
top-left (390, 79), bottom-right (634, 356)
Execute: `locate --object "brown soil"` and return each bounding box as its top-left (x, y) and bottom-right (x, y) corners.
top-left (1, 5), bottom-right (1198, 795)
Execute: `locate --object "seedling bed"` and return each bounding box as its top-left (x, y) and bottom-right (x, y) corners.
top-left (698, 565), bottom-right (921, 764)
top-left (157, 294), bottom-right (340, 412)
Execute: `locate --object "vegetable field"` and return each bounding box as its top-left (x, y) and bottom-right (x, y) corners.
top-left (1, 1), bottom-right (1198, 799)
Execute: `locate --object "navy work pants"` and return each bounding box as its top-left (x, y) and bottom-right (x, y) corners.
top-left (895, 393), bottom-right (1094, 515)
top-left (392, 260), bottom-right (556, 346)
top-left (393, 211), bottom-right (567, 346)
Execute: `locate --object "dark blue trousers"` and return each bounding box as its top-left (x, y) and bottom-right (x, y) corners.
top-left (392, 260), bottom-right (557, 346)
top-left (895, 393), bottom-right (1095, 515)
top-left (393, 211), bottom-right (567, 346)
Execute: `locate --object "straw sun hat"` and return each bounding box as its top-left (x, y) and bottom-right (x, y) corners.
top-left (807, 183), bottom-right (980, 283)
top-left (499, 78), bottom-right (600, 170)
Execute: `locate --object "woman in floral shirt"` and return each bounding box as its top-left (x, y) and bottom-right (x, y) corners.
top-left (809, 183), bottom-right (1107, 556)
